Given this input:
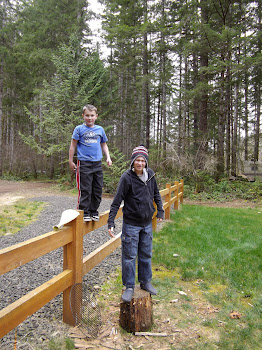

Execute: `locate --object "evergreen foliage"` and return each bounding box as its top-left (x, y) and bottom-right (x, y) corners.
top-left (0, 0), bottom-right (261, 187)
top-left (102, 146), bottom-right (129, 193)
top-left (19, 34), bottom-right (110, 176)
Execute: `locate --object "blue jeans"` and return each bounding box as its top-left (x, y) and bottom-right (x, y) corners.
top-left (121, 222), bottom-right (153, 289)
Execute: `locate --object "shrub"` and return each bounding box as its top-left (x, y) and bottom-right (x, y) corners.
top-left (184, 173), bottom-right (262, 202)
top-left (102, 147), bottom-right (129, 194)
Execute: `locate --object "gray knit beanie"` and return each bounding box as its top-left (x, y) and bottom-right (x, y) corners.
top-left (130, 145), bottom-right (148, 169)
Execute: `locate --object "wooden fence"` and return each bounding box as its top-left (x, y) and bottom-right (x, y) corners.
top-left (0, 179), bottom-right (184, 338)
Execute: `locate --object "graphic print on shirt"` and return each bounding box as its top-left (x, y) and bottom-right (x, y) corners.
top-left (83, 130), bottom-right (100, 144)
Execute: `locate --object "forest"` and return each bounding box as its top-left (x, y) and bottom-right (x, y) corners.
top-left (0, 0), bottom-right (261, 189)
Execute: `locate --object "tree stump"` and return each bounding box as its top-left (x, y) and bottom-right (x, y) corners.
top-left (119, 286), bottom-right (153, 333)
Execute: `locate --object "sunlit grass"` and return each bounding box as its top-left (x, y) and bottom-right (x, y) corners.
top-left (153, 204), bottom-right (262, 349)
top-left (48, 337), bottom-right (75, 350)
top-left (0, 200), bottom-right (45, 236)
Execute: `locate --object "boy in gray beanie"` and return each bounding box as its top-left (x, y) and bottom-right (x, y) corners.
top-left (108, 145), bottom-right (164, 302)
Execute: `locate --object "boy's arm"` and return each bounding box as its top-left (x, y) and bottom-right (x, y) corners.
top-left (69, 139), bottom-right (78, 171)
top-left (101, 142), bottom-right (112, 166)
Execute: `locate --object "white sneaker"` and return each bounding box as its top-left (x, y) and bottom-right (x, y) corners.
top-left (92, 215), bottom-right (99, 222)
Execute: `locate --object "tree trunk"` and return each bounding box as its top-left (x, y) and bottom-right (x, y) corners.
top-left (253, 1), bottom-right (261, 161)
top-left (225, 64), bottom-right (231, 176)
top-left (198, 0), bottom-right (208, 169)
top-left (0, 62), bottom-right (3, 176)
top-left (157, 90), bottom-right (162, 160)
top-left (244, 68), bottom-right (249, 161)
top-left (182, 55), bottom-right (188, 156)
top-left (143, 0), bottom-right (150, 149)
top-left (254, 86), bottom-right (261, 161)
top-left (192, 52), bottom-right (198, 155)
top-left (119, 287), bottom-right (153, 333)
top-left (178, 54), bottom-right (182, 157)
top-left (216, 68), bottom-right (226, 180)
top-left (232, 85), bottom-right (238, 176)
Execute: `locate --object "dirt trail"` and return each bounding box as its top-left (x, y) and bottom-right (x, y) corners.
top-left (0, 179), bottom-right (67, 206)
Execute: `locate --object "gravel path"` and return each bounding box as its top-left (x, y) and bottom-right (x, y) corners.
top-left (0, 194), bottom-right (122, 350)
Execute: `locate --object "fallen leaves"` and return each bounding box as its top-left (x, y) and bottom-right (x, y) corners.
top-left (229, 311), bottom-right (242, 319)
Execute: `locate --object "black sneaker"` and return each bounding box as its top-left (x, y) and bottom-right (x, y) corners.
top-left (92, 215), bottom-right (99, 222)
top-left (84, 215), bottom-right (92, 222)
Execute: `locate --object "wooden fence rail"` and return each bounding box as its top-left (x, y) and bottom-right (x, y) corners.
top-left (0, 179), bottom-right (184, 338)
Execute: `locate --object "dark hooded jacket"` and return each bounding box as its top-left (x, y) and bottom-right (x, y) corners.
top-left (108, 168), bottom-right (164, 228)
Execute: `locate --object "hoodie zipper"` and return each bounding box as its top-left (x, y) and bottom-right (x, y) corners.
top-left (131, 169), bottom-right (155, 186)
top-left (145, 172), bottom-right (155, 185)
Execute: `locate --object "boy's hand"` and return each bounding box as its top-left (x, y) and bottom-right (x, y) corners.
top-left (107, 158), bottom-right (112, 166)
top-left (108, 227), bottom-right (115, 238)
top-left (69, 161), bottom-right (77, 171)
top-left (157, 218), bottom-right (163, 222)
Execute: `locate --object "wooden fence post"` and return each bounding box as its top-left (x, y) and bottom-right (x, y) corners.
top-left (63, 210), bottom-right (84, 325)
top-left (174, 181), bottom-right (179, 210)
top-left (152, 202), bottom-right (157, 232)
top-left (165, 184), bottom-right (171, 220)
top-left (180, 179), bottom-right (184, 204)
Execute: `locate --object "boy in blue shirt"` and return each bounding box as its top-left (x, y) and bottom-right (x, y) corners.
top-left (69, 104), bottom-right (112, 222)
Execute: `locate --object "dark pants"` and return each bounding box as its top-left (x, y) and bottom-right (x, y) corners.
top-left (77, 160), bottom-right (103, 216)
top-left (121, 222), bottom-right (153, 289)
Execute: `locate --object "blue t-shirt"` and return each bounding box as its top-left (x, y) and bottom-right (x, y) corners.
top-left (72, 124), bottom-right (108, 161)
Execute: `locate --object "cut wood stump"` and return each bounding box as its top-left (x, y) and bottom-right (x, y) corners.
top-left (119, 286), bottom-right (153, 333)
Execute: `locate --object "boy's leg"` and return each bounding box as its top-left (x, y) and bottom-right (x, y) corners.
top-left (89, 161), bottom-right (103, 216)
top-left (137, 223), bottom-right (153, 285)
top-left (77, 161), bottom-right (93, 216)
top-left (121, 222), bottom-right (140, 289)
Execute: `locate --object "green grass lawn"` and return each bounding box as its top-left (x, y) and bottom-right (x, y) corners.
top-left (0, 200), bottom-right (45, 236)
top-left (152, 204), bottom-right (262, 349)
